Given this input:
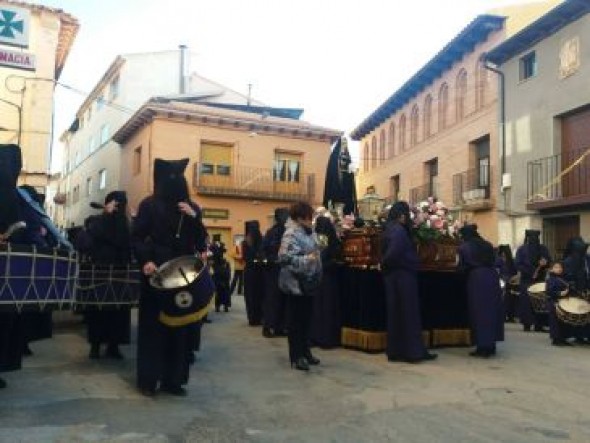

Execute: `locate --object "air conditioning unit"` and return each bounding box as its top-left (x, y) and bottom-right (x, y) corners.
top-left (502, 173), bottom-right (512, 189)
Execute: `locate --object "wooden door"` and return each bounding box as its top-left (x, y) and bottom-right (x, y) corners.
top-left (561, 107), bottom-right (590, 197)
top-left (543, 215), bottom-right (580, 259)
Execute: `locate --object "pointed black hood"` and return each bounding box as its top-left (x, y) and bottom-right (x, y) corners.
top-left (153, 158), bottom-right (190, 202)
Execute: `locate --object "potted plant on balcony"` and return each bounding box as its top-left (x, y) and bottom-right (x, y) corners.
top-left (411, 197), bottom-right (460, 270)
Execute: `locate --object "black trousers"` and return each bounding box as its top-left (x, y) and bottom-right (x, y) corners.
top-left (287, 295), bottom-right (313, 363)
top-left (230, 270), bottom-right (244, 295)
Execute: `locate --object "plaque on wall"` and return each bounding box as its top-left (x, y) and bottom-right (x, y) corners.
top-left (559, 37), bottom-right (580, 79)
top-left (202, 208), bottom-right (229, 220)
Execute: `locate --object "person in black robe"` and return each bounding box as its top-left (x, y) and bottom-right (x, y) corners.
top-left (515, 230), bottom-right (551, 332)
top-left (496, 244), bottom-right (518, 323)
top-left (323, 137), bottom-right (358, 216)
top-left (546, 261), bottom-right (576, 346)
top-left (458, 225), bottom-right (504, 357)
top-left (380, 201), bottom-right (437, 363)
top-left (211, 235), bottom-right (231, 312)
top-left (261, 208), bottom-right (289, 337)
top-left (562, 237), bottom-right (590, 344)
top-left (81, 191), bottom-right (132, 359)
top-left (242, 221), bottom-right (265, 326)
top-left (133, 158), bottom-right (208, 397)
top-left (310, 216), bottom-right (342, 348)
top-left (0, 145), bottom-right (26, 388)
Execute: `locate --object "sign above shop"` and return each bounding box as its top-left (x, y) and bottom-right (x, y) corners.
top-left (0, 6), bottom-right (30, 48)
top-left (0, 47), bottom-right (35, 71)
top-left (202, 208), bottom-right (230, 220)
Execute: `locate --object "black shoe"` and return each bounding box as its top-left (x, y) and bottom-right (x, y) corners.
top-left (304, 354), bottom-right (320, 365)
top-left (0, 378), bottom-right (6, 389)
top-left (105, 345), bottom-right (124, 360)
top-left (23, 343), bottom-right (33, 356)
top-left (523, 326), bottom-right (531, 332)
top-left (469, 348), bottom-right (495, 358)
top-left (552, 339), bottom-right (572, 346)
top-left (89, 343), bottom-right (100, 359)
top-left (224, 306), bottom-right (229, 312)
top-left (407, 352), bottom-right (438, 363)
top-left (262, 327), bottom-right (274, 338)
top-left (274, 329), bottom-right (287, 337)
top-left (161, 385), bottom-right (187, 396)
top-left (204, 318), bottom-right (212, 324)
top-left (534, 325), bottom-right (548, 333)
top-left (140, 387), bottom-right (156, 397)
top-left (291, 358), bottom-right (309, 371)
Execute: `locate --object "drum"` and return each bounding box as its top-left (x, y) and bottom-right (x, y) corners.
top-left (528, 282), bottom-right (548, 314)
top-left (75, 263), bottom-right (141, 309)
top-left (0, 244), bottom-right (78, 311)
top-left (556, 297), bottom-right (590, 326)
top-left (149, 255), bottom-right (215, 327)
top-left (508, 274), bottom-right (520, 296)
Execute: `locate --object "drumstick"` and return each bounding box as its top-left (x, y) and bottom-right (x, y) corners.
top-left (175, 214), bottom-right (184, 239)
top-left (2, 221), bottom-right (27, 239)
top-left (178, 267), bottom-right (191, 285)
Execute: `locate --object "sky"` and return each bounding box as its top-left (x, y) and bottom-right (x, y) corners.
top-left (28, 0), bottom-right (537, 170)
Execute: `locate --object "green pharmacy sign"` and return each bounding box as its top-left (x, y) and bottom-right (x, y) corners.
top-left (0, 6), bottom-right (30, 48)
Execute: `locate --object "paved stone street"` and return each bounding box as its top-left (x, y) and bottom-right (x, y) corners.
top-left (1, 297), bottom-right (589, 443)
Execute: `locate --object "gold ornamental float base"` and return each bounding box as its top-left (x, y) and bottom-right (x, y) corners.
top-left (341, 327), bottom-right (471, 352)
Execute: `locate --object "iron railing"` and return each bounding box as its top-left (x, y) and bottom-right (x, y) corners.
top-left (193, 163), bottom-right (315, 202)
top-left (409, 180), bottom-right (438, 205)
top-left (527, 146), bottom-right (590, 203)
top-left (452, 164), bottom-right (491, 206)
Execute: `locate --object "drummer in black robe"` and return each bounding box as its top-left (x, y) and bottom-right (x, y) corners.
top-left (211, 235), bottom-right (231, 312)
top-left (458, 225), bottom-right (504, 357)
top-left (495, 245), bottom-right (517, 323)
top-left (261, 208), bottom-right (289, 337)
top-left (562, 237), bottom-right (590, 344)
top-left (243, 221), bottom-right (265, 326)
top-left (380, 201), bottom-right (437, 363)
top-left (546, 261), bottom-right (575, 346)
top-left (133, 158), bottom-right (208, 397)
top-left (515, 230), bottom-right (551, 332)
top-left (310, 215), bottom-right (342, 348)
top-left (82, 191), bottom-right (132, 359)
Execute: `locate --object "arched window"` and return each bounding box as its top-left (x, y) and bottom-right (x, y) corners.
top-left (438, 83), bottom-right (449, 131)
top-left (399, 114), bottom-right (407, 152)
top-left (475, 58), bottom-right (487, 110)
top-left (423, 94), bottom-right (433, 138)
top-left (456, 68), bottom-right (468, 121)
top-left (363, 143), bottom-right (369, 172)
top-left (410, 105), bottom-right (419, 147)
top-left (388, 123), bottom-right (395, 158)
top-left (371, 136), bottom-right (377, 169)
top-left (379, 129), bottom-right (386, 164)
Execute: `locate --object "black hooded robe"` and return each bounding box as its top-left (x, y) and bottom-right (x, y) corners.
top-left (133, 159), bottom-right (208, 391)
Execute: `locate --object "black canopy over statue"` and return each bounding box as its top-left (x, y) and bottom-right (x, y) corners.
top-left (323, 137), bottom-right (358, 216)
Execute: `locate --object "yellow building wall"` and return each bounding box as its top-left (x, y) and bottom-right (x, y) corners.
top-left (357, 34), bottom-right (502, 244)
top-left (120, 117), bottom-right (333, 240)
top-left (0, 4), bottom-right (65, 188)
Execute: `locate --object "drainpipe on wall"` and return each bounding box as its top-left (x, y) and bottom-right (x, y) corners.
top-left (179, 44), bottom-right (189, 94)
top-left (484, 61), bottom-right (506, 178)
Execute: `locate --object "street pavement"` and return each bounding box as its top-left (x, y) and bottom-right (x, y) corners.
top-left (1, 297), bottom-right (590, 443)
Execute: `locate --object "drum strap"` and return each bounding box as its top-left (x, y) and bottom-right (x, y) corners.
top-left (17, 188), bottom-right (73, 250)
top-left (158, 300), bottom-right (212, 327)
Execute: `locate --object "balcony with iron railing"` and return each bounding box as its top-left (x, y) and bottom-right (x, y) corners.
top-left (452, 164), bottom-right (493, 211)
top-left (409, 180), bottom-right (439, 205)
top-left (193, 162), bottom-right (315, 202)
top-left (527, 146), bottom-right (590, 210)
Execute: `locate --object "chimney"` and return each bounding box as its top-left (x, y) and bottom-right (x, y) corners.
top-left (179, 44), bottom-right (189, 94)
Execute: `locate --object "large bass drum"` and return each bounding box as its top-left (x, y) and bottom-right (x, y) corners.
top-left (528, 282), bottom-right (548, 314)
top-left (556, 297), bottom-right (590, 327)
top-left (149, 255), bottom-right (215, 327)
top-left (0, 244), bottom-right (77, 312)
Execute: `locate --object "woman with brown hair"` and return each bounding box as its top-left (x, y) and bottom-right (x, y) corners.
top-left (278, 201), bottom-right (322, 371)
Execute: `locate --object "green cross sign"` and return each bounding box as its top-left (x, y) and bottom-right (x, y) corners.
top-left (0, 9), bottom-right (24, 39)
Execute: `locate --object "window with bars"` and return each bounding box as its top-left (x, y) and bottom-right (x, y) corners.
top-left (519, 51), bottom-right (537, 81)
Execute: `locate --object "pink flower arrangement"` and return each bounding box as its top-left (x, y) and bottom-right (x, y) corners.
top-left (411, 197), bottom-right (457, 240)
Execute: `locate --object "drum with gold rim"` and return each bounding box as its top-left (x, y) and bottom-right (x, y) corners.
top-left (556, 297), bottom-right (590, 327)
top-left (149, 255), bottom-right (215, 327)
top-left (528, 282), bottom-right (548, 314)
